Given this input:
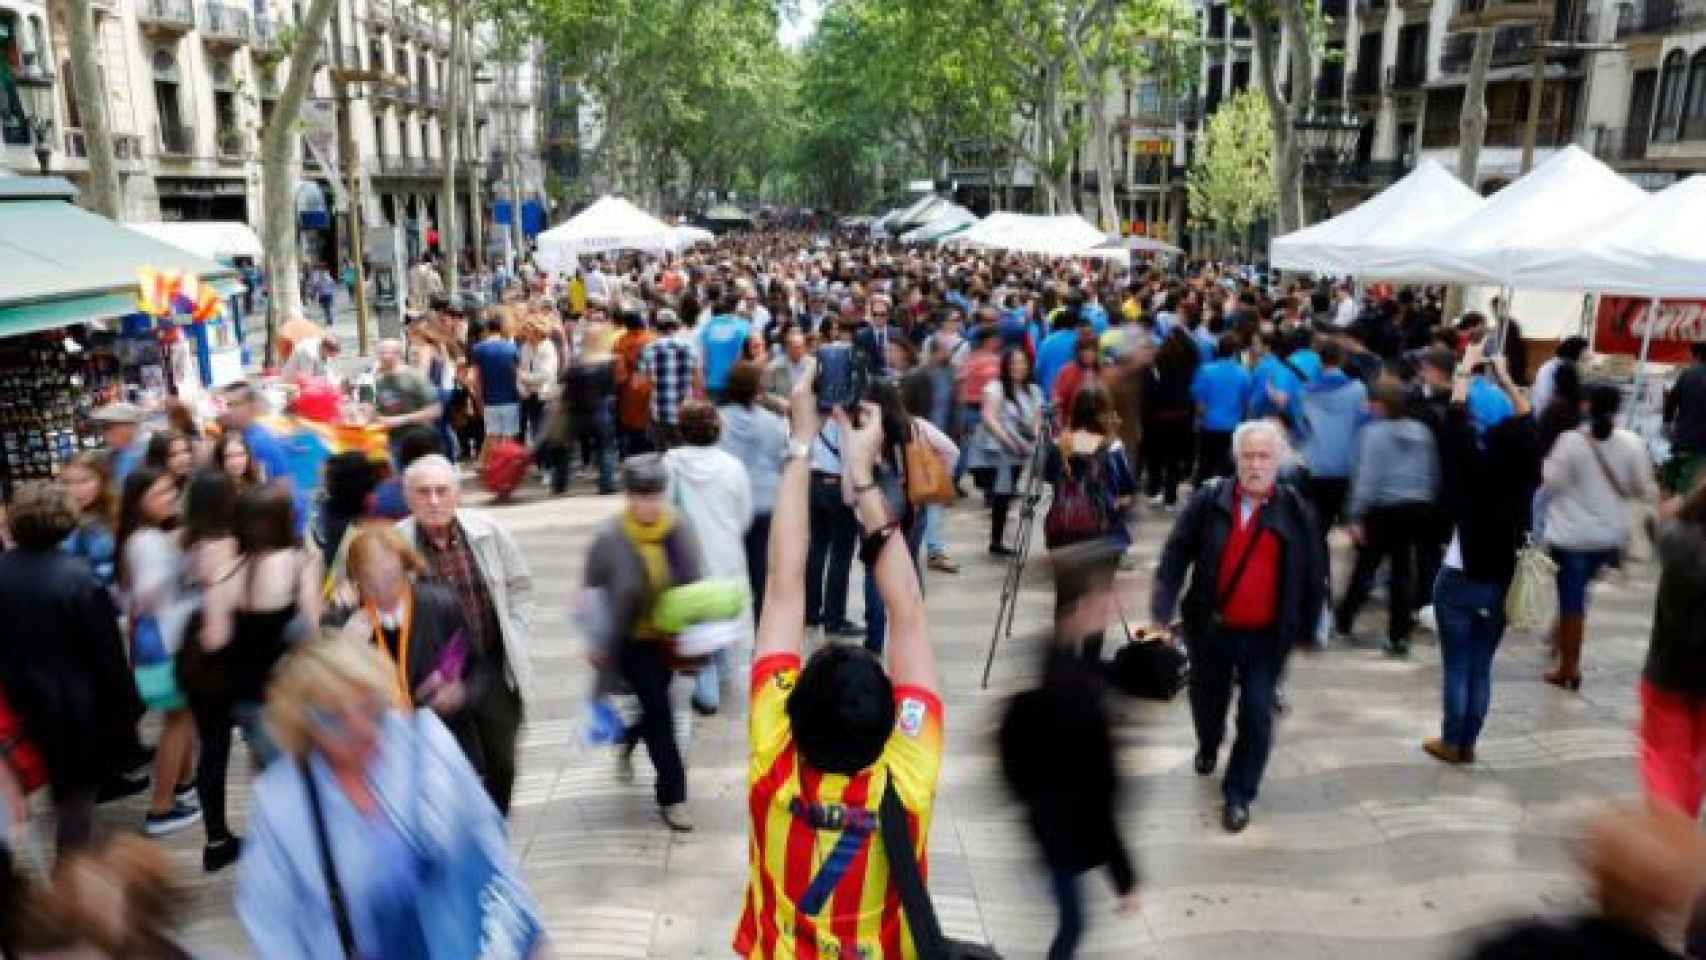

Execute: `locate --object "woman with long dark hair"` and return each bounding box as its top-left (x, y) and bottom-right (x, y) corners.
top-left (968, 346), bottom-right (1044, 557)
top-left (1142, 326), bottom-right (1201, 509)
top-left (210, 431), bottom-right (261, 493)
top-left (114, 466), bottom-right (199, 837)
top-left (142, 431), bottom-right (194, 493)
top-left (1540, 383), bottom-right (1656, 690)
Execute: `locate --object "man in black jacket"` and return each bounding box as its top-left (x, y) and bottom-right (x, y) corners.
top-left (1150, 419), bottom-right (1326, 833)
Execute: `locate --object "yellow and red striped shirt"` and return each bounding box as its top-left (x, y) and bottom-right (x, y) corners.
top-left (734, 653), bottom-right (945, 960)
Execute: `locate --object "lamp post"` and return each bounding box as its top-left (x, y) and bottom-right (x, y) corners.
top-left (1292, 109), bottom-right (1362, 222)
top-left (20, 83), bottom-right (55, 175)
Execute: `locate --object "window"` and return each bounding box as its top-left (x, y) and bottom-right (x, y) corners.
top-left (1655, 49), bottom-right (1686, 141)
top-left (0, 14), bottom-right (26, 145)
top-left (61, 59), bottom-right (80, 127)
top-left (1684, 49), bottom-right (1706, 139)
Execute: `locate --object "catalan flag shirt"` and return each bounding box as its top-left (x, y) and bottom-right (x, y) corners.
top-left (734, 653), bottom-right (945, 960)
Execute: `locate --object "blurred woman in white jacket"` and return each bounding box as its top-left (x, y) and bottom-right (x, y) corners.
top-left (663, 400), bottom-right (753, 716)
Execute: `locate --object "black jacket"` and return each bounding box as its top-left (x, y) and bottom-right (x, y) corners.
top-left (1437, 403), bottom-right (1541, 588)
top-left (1150, 478), bottom-right (1326, 660)
top-left (1644, 519), bottom-right (1706, 698)
top-left (998, 645), bottom-right (1136, 892)
top-left (0, 549), bottom-right (144, 793)
top-left (1667, 362), bottom-right (1706, 454)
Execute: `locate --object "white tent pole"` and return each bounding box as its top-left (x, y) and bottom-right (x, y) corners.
top-left (1627, 296), bottom-right (1661, 429)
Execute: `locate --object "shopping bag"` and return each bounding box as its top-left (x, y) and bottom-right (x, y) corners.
top-left (0, 685), bottom-right (46, 794)
top-left (1505, 538), bottom-right (1558, 634)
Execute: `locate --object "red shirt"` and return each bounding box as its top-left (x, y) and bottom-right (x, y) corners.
top-left (1216, 491), bottom-right (1280, 630)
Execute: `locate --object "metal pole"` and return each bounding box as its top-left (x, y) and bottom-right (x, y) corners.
top-left (506, 54), bottom-right (525, 271)
top-left (1628, 296), bottom-right (1662, 428)
top-left (1520, 40), bottom-right (1547, 175)
top-left (332, 6), bottom-right (370, 355)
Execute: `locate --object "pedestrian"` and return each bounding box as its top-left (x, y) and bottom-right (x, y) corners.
top-left (310, 263), bottom-right (336, 326)
top-left (952, 323), bottom-right (1002, 492)
top-left (763, 327), bottom-right (810, 400)
top-left (59, 451), bottom-right (118, 594)
top-left (613, 306), bottom-right (658, 455)
top-left (210, 430), bottom-right (261, 495)
top-left (1149, 419), bottom-right (1326, 833)
top-left (638, 307), bottom-right (702, 450)
top-left (397, 454), bottom-right (532, 814)
top-left (1000, 543), bottom-right (1140, 959)
top-left (1141, 327), bottom-right (1199, 509)
top-left (584, 454), bottom-right (705, 831)
top-left (91, 402), bottom-right (148, 489)
top-left (1531, 335), bottom-right (1589, 418)
top-left (516, 316), bottom-right (561, 447)
top-left (114, 466), bottom-right (199, 837)
top-left (1334, 376), bottom-right (1439, 656)
top-left (372, 338), bottom-right (443, 464)
top-left (968, 346), bottom-right (1043, 557)
top-left (0, 481), bottom-right (144, 856)
top-left (699, 293), bottom-right (752, 402)
top-left (857, 380), bottom-right (939, 655)
top-left (732, 381), bottom-right (945, 960)
top-left (558, 313), bottom-right (621, 495)
top-left (1425, 352), bottom-right (1539, 765)
top-left (1540, 383), bottom-right (1656, 691)
top-left (217, 382), bottom-right (305, 529)
top-left (717, 360), bottom-right (788, 618)
top-left (663, 401), bottom-right (753, 716)
top-left (407, 324), bottom-right (461, 464)
top-left (235, 641), bottom-right (542, 958)
top-left (1041, 385), bottom-right (1138, 664)
top-left (804, 410), bottom-right (862, 639)
top-left (470, 318), bottom-right (522, 444)
top-left (1191, 334), bottom-right (1252, 484)
top-left (1638, 477), bottom-right (1706, 815)
top-left (1050, 330), bottom-right (1103, 429)
top-left (1663, 342), bottom-right (1706, 495)
top-left (143, 431), bottom-right (195, 495)
top-left (901, 363), bottom-right (963, 576)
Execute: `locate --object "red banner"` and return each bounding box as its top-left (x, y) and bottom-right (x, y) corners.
top-left (1594, 296), bottom-right (1706, 363)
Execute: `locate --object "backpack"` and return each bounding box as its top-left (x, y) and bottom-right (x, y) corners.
top-left (481, 437), bottom-right (532, 498)
top-left (1043, 439), bottom-right (1111, 550)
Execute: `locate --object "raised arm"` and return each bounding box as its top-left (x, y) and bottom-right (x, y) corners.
top-left (841, 405), bottom-right (937, 695)
top-left (754, 358), bottom-right (818, 660)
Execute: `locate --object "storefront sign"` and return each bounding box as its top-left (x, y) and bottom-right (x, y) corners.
top-left (1595, 295), bottom-right (1706, 364)
top-left (1132, 138), bottom-right (1171, 156)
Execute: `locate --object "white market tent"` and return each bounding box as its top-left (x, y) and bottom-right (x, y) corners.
top-left (952, 212), bottom-right (1109, 257)
top-left (870, 207), bottom-right (906, 239)
top-left (126, 220), bottom-right (264, 264)
top-left (535, 195), bottom-right (673, 273)
top-left (1269, 160), bottom-right (1484, 278)
top-left (1516, 175), bottom-right (1706, 297)
top-left (1399, 145), bottom-right (1648, 288)
top-left (665, 224), bottom-right (716, 251)
top-left (891, 194), bottom-right (950, 231)
top-left (898, 203), bottom-right (977, 244)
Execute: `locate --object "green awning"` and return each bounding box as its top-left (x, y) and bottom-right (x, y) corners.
top-left (0, 191), bottom-right (240, 339)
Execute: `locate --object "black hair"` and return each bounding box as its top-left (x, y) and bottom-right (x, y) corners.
top-left (1318, 339), bottom-right (1346, 368)
top-left (181, 469), bottom-right (238, 548)
top-left (1216, 333), bottom-right (1240, 359)
top-left (114, 466), bottom-right (172, 587)
top-left (322, 452), bottom-right (380, 519)
top-left (1693, 341), bottom-right (1706, 363)
top-left (1556, 336), bottom-right (1590, 362)
top-left (1587, 382), bottom-right (1621, 441)
top-left (484, 318), bottom-right (503, 335)
top-left (235, 482), bottom-right (299, 553)
top-left (391, 425), bottom-right (444, 472)
top-left (786, 645), bottom-right (897, 775)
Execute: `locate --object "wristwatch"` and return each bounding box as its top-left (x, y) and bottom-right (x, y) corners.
top-left (782, 439), bottom-right (811, 465)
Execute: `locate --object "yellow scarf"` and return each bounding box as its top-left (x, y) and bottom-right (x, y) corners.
top-left (622, 508), bottom-right (675, 639)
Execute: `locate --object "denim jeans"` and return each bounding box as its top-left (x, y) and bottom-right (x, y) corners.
top-left (1551, 546), bottom-right (1618, 617)
top-left (692, 647), bottom-right (729, 713)
top-left (1434, 567), bottom-right (1508, 752)
top-left (1187, 628), bottom-right (1279, 805)
top-left (564, 400), bottom-right (618, 493)
top-left (952, 403), bottom-right (981, 484)
top-left (923, 503), bottom-right (946, 557)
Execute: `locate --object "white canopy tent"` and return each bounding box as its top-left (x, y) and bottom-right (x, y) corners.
top-left (665, 224), bottom-right (716, 251)
top-left (891, 194), bottom-right (950, 231)
top-left (535, 195), bottom-right (673, 274)
top-left (1269, 160), bottom-right (1484, 278)
top-left (1517, 175), bottom-right (1706, 297)
top-left (126, 220), bottom-right (264, 264)
top-left (898, 203), bottom-right (977, 244)
top-left (951, 212), bottom-right (1109, 257)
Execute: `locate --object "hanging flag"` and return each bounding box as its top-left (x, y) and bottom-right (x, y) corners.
top-left (188, 280), bottom-right (224, 322)
top-left (137, 268), bottom-right (187, 317)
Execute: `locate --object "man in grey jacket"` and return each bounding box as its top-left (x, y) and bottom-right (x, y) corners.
top-left (398, 455), bottom-right (534, 814)
top-left (1335, 377), bottom-right (1440, 656)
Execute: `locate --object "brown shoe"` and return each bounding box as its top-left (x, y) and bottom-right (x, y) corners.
top-left (1423, 738), bottom-right (1467, 765)
top-left (928, 552), bottom-right (961, 574)
top-left (1543, 614), bottom-right (1585, 691)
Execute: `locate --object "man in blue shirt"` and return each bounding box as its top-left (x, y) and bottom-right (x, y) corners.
top-left (1035, 314), bottom-right (1087, 398)
top-left (218, 382), bottom-right (308, 533)
top-left (470, 318), bottom-right (522, 440)
top-left (1190, 335), bottom-right (1251, 482)
top-left (1079, 288), bottom-right (1110, 336)
top-left (1286, 327), bottom-right (1323, 383)
top-left (1248, 331), bottom-right (1304, 434)
top-left (92, 403), bottom-right (149, 488)
top-left (697, 294), bottom-right (752, 401)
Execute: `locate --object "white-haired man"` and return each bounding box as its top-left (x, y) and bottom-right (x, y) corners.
top-left (1148, 419), bottom-right (1326, 834)
top-left (396, 454), bottom-right (533, 814)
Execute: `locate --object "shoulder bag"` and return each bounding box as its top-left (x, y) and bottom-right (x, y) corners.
top-left (904, 421), bottom-right (956, 508)
top-left (878, 780), bottom-right (1002, 960)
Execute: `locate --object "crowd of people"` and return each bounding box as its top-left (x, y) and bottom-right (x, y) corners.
top-left (3, 228), bottom-right (1706, 959)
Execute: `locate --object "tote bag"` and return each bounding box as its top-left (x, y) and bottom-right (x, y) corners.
top-left (1505, 537), bottom-right (1558, 634)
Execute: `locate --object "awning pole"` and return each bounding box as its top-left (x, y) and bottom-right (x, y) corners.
top-left (1627, 296), bottom-right (1661, 429)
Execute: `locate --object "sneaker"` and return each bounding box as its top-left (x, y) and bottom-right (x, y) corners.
top-left (142, 802), bottom-right (202, 837)
top-left (203, 835), bottom-right (243, 873)
top-left (1147, 494), bottom-right (1165, 507)
top-left (927, 552), bottom-right (961, 574)
top-left (659, 803), bottom-right (695, 832)
top-left (615, 746), bottom-right (636, 785)
top-left (174, 782), bottom-right (200, 810)
top-left (96, 771), bottom-right (150, 804)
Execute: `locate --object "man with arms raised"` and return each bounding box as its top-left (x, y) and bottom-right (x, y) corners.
top-left (735, 362), bottom-right (944, 958)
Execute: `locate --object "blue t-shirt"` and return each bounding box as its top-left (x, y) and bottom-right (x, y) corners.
top-left (1192, 359), bottom-right (1252, 432)
top-left (1248, 354), bottom-right (1303, 428)
top-left (1468, 375), bottom-right (1516, 435)
top-left (1080, 303), bottom-right (1110, 336)
top-left (1193, 328), bottom-right (1217, 365)
top-left (1035, 329), bottom-right (1080, 396)
top-left (1289, 348), bottom-right (1323, 383)
top-left (471, 338), bottom-right (521, 406)
top-left (244, 421), bottom-right (309, 535)
top-left (697, 313), bottom-right (751, 392)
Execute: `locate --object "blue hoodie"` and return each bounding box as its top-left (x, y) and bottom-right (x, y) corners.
top-left (1297, 368), bottom-right (1369, 479)
top-left (1248, 354), bottom-right (1303, 430)
top-left (1191, 359), bottom-right (1252, 432)
top-left (1036, 328), bottom-right (1079, 396)
top-left (1467, 375), bottom-right (1516, 436)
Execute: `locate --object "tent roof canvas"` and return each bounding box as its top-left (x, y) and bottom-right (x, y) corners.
top-left (535, 195), bottom-right (673, 269)
top-left (1517, 175), bottom-right (1706, 296)
top-left (954, 212), bottom-right (1108, 257)
top-left (127, 220), bottom-right (265, 263)
top-left (704, 203), bottom-right (752, 222)
top-left (1270, 159), bottom-right (1484, 278)
top-left (899, 203), bottom-right (977, 243)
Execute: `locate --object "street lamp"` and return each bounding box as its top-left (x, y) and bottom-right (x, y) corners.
top-left (19, 83), bottom-right (55, 175)
top-left (1293, 109), bottom-right (1362, 219)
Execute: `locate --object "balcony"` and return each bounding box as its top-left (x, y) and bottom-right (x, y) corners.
top-left (1421, 116), bottom-right (1573, 148)
top-left (1315, 66), bottom-right (1347, 103)
top-left (252, 17), bottom-right (281, 56)
top-left (1438, 25), bottom-right (1543, 72)
top-left (156, 123), bottom-right (195, 157)
top-left (337, 43), bottom-right (363, 70)
top-left (377, 153), bottom-right (410, 174)
top-left (1593, 124), bottom-right (1650, 161)
top-left (137, 0), bottom-right (195, 34)
top-left (216, 127), bottom-right (245, 161)
top-left (364, 5), bottom-right (389, 32)
top-left (420, 88), bottom-right (441, 111)
top-left (1616, 0), bottom-right (1706, 34)
top-left (13, 55), bottom-right (53, 85)
top-left (199, 3), bottom-right (250, 46)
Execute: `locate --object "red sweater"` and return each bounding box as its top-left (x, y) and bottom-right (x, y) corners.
top-left (1216, 494), bottom-right (1280, 630)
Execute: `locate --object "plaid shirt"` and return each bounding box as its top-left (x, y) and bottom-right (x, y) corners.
top-left (639, 334), bottom-right (698, 426)
top-left (415, 519), bottom-right (503, 661)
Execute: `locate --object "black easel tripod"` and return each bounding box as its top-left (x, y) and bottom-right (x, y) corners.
top-left (980, 416), bottom-right (1054, 689)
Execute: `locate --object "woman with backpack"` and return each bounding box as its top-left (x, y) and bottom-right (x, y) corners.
top-left (1540, 383), bottom-right (1655, 691)
top-left (1042, 386), bottom-right (1138, 664)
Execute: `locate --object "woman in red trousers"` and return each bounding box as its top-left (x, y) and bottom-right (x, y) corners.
top-left (1639, 477), bottom-right (1706, 815)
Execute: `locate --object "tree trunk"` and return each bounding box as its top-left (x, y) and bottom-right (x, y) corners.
top-left (62, 0), bottom-right (121, 218)
top-left (1457, 28), bottom-right (1494, 190)
top-left (1246, 1), bottom-right (1307, 234)
top-left (440, 0), bottom-right (462, 291)
top-left (259, 0), bottom-right (337, 363)
top-left (1280, 2), bottom-right (1312, 229)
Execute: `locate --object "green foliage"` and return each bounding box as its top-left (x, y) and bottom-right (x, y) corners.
top-left (1187, 88), bottom-right (1276, 236)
